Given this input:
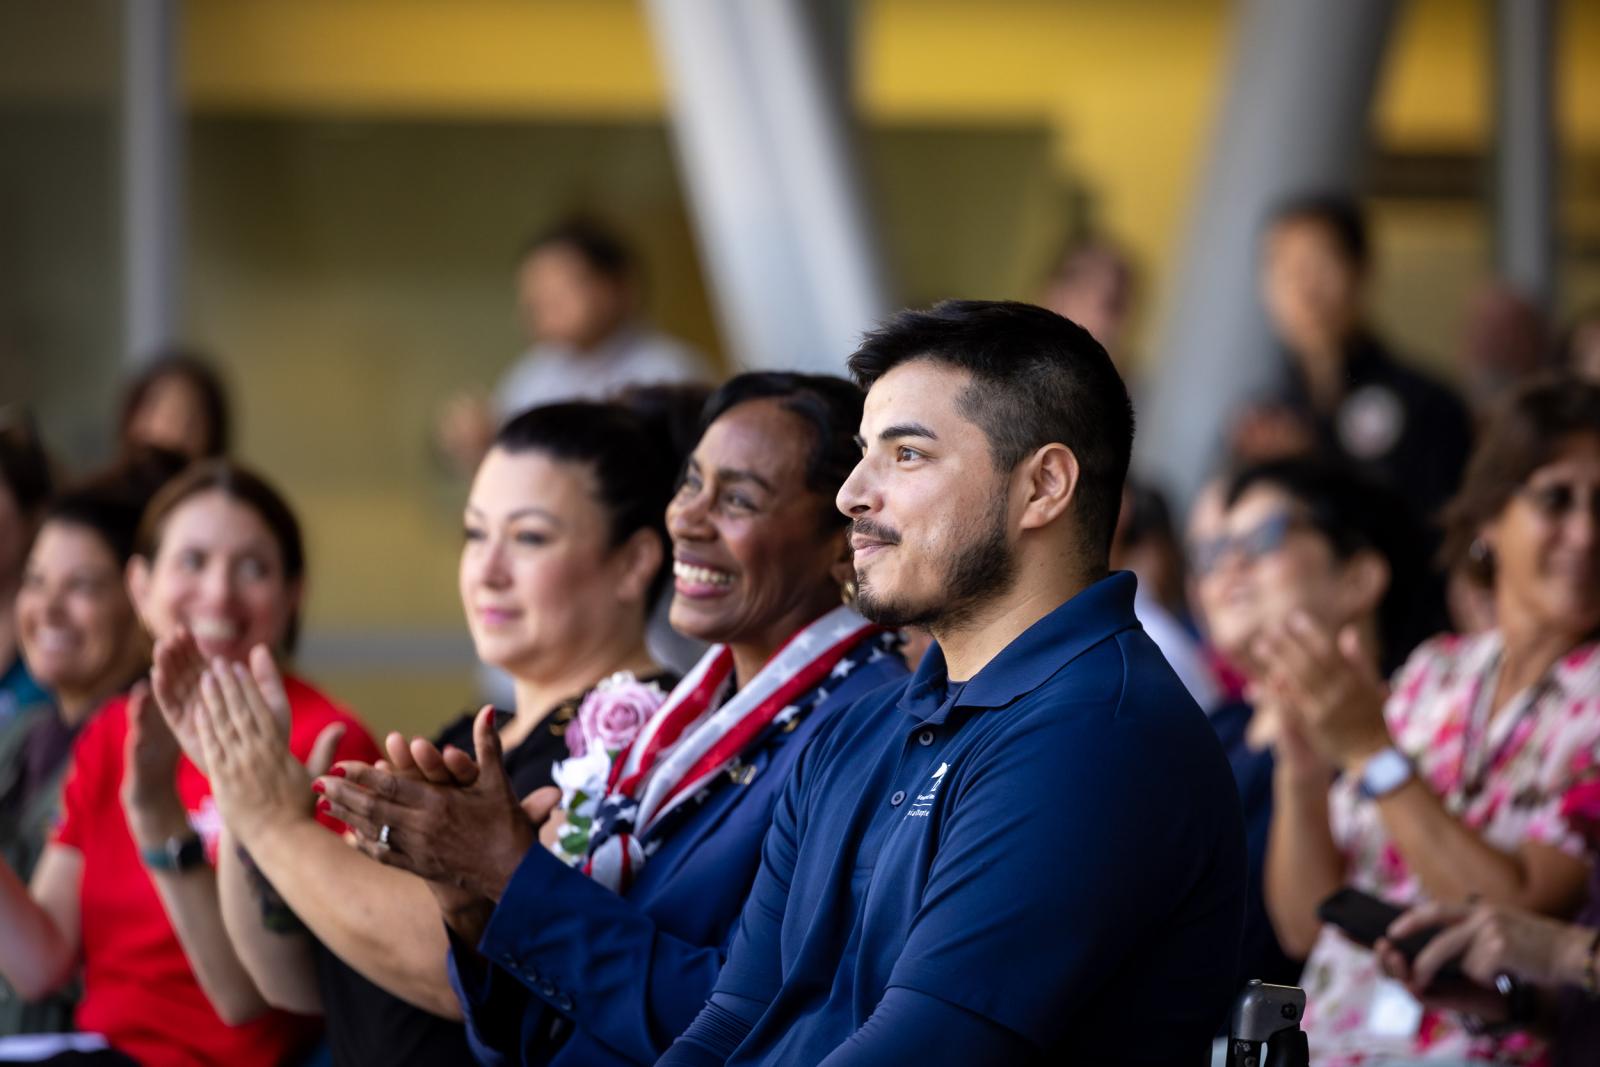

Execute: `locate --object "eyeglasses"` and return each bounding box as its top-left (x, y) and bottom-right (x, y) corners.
top-left (1189, 511), bottom-right (1301, 577)
top-left (1519, 482), bottom-right (1600, 522)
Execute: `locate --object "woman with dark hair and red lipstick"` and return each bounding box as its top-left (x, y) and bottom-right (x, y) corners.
top-left (296, 371), bottom-right (908, 1067)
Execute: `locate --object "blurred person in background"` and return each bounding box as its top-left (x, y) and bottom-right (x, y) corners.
top-left (1231, 192), bottom-right (1473, 524)
top-left (193, 402), bottom-right (683, 1067)
top-left (1262, 377), bottom-right (1600, 1064)
top-left (118, 349), bottom-right (232, 462)
top-left (1191, 457), bottom-right (1436, 995)
top-left (0, 451), bottom-right (184, 1038)
top-left (318, 373), bottom-right (906, 1066)
top-left (1558, 305), bottom-right (1600, 386)
top-left (1040, 234), bottom-right (1137, 374)
top-left (437, 218), bottom-right (711, 475)
top-left (1184, 475), bottom-right (1252, 706)
top-left (1455, 282), bottom-right (1549, 417)
top-left (1111, 478), bottom-right (1219, 710)
top-left (0, 415), bottom-right (54, 729)
top-left (0, 461), bottom-right (378, 1067)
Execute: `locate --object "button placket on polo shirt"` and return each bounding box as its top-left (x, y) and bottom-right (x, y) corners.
top-left (881, 684), bottom-right (958, 820)
top-left (889, 719), bottom-right (951, 820)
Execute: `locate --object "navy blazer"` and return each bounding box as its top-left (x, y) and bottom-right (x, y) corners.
top-left (449, 637), bottom-right (907, 1066)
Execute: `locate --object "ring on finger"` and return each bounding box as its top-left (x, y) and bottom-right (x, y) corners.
top-left (377, 823), bottom-right (393, 851)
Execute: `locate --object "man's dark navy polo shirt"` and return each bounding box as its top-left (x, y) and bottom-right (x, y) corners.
top-left (662, 571), bottom-right (1247, 1065)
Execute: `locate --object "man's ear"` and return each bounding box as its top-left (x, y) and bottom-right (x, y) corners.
top-left (1017, 444), bottom-right (1080, 532)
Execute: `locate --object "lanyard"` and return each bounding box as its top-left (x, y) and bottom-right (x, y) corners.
top-left (1457, 651), bottom-right (1556, 805)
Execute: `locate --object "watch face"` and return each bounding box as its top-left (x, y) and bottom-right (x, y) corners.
top-left (1362, 748), bottom-right (1412, 798)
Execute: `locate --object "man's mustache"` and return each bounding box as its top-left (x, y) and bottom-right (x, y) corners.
top-left (851, 519), bottom-right (901, 546)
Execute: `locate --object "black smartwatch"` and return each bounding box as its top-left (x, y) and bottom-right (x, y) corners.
top-left (141, 833), bottom-right (206, 872)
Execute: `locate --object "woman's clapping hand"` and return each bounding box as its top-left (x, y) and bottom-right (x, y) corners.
top-left (316, 707), bottom-right (559, 902)
top-left (1253, 612), bottom-right (1393, 772)
top-left (192, 645), bottom-right (344, 847)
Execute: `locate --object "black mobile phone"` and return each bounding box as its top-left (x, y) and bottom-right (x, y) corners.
top-left (1316, 887), bottom-right (1463, 981)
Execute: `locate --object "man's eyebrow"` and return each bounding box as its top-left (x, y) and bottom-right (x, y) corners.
top-left (877, 422), bottom-right (938, 443)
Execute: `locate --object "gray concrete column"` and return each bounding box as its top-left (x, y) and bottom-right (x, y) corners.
top-left (644, 0), bottom-right (890, 374)
top-left (1493, 0), bottom-right (1556, 311)
top-left (1141, 0), bottom-right (1398, 504)
top-left (121, 0), bottom-right (183, 364)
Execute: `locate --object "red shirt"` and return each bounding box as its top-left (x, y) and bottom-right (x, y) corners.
top-left (53, 676), bottom-right (381, 1067)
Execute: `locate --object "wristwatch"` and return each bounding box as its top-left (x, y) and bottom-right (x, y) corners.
top-left (141, 832), bottom-right (207, 872)
top-left (1358, 746), bottom-right (1414, 800)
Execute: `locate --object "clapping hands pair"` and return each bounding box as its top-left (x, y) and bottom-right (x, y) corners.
top-left (1248, 611), bottom-right (1394, 776)
top-left (314, 707), bottom-right (560, 905)
top-left (131, 627), bottom-right (344, 848)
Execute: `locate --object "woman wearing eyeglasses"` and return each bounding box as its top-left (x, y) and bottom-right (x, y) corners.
top-left (1190, 457), bottom-right (1436, 997)
top-left (1258, 377), bottom-right (1600, 1064)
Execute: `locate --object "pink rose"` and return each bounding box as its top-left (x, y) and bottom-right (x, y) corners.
top-left (578, 677), bottom-right (664, 755)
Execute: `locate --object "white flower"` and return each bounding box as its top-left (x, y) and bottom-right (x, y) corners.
top-left (551, 748), bottom-right (613, 808)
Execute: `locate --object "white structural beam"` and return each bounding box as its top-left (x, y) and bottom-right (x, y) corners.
top-left (1141, 0), bottom-right (1397, 504)
top-left (644, 0), bottom-right (890, 374)
top-left (121, 0), bottom-right (184, 364)
top-left (1493, 0), bottom-right (1557, 310)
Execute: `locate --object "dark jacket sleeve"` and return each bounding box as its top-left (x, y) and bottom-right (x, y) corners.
top-left (461, 845), bottom-right (733, 1064)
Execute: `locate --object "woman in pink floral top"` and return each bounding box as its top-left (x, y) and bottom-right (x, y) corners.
top-left (1262, 377), bottom-right (1600, 1064)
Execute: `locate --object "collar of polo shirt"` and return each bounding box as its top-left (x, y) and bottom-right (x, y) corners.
top-left (896, 570), bottom-right (1141, 726)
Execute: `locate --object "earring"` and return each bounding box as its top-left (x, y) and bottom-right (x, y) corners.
top-left (840, 577), bottom-right (858, 606)
top-left (1468, 537), bottom-right (1492, 565)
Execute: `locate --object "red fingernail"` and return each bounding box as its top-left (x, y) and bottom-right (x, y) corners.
top-left (316, 798), bottom-right (331, 815)
top-left (327, 766), bottom-right (346, 778)
top-left (311, 780), bottom-right (326, 795)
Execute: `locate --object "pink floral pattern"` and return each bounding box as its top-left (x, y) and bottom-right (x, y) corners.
top-left (1303, 631), bottom-right (1600, 1065)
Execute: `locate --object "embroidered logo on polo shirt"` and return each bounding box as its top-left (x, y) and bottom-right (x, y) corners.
top-left (908, 762), bottom-right (948, 819)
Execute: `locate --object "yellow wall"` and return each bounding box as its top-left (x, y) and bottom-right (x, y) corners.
top-left (183, 0), bottom-right (664, 118)
top-left (10, 1), bottom-right (1595, 291)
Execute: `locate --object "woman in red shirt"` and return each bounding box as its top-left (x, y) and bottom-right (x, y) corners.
top-left (0, 461), bottom-right (379, 1067)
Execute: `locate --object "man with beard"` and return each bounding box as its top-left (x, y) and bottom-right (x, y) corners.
top-left (659, 300), bottom-right (1247, 1066)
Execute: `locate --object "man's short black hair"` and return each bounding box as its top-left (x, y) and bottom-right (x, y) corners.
top-left (847, 299), bottom-right (1135, 563)
top-left (1268, 191), bottom-right (1370, 273)
top-left (519, 216), bottom-right (634, 282)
